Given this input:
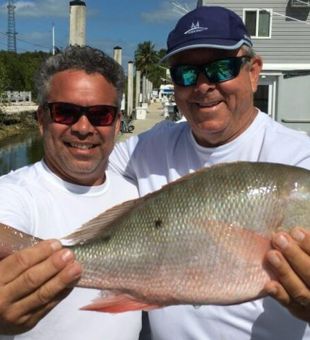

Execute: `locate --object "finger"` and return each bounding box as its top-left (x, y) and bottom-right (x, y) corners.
top-left (271, 232), bottom-right (310, 286)
top-left (266, 249), bottom-right (310, 306)
top-left (290, 227), bottom-right (310, 255)
top-left (0, 240), bottom-right (62, 284)
top-left (265, 280), bottom-right (310, 322)
top-left (5, 248), bottom-right (79, 302)
top-left (0, 287), bottom-right (73, 335)
top-left (16, 260), bottom-right (82, 312)
top-left (265, 280), bottom-right (290, 305)
top-left (0, 261), bottom-right (81, 330)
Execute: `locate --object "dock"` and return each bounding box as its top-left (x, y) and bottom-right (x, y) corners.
top-left (118, 101), bottom-right (165, 142)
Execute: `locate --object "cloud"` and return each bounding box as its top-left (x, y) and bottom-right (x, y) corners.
top-left (15, 1), bottom-right (35, 11)
top-left (141, 0), bottom-right (196, 23)
top-left (1, 0), bottom-right (69, 18)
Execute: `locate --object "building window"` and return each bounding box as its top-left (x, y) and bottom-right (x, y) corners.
top-left (244, 9), bottom-right (272, 38)
top-left (291, 0), bottom-right (310, 7)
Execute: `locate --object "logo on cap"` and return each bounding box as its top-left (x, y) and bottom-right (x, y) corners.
top-left (184, 21), bottom-right (208, 35)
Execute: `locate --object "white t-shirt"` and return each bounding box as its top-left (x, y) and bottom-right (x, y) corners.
top-left (109, 111), bottom-right (310, 340)
top-left (0, 160), bottom-right (141, 340)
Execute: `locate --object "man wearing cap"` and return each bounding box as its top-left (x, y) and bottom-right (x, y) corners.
top-left (109, 5), bottom-right (310, 340)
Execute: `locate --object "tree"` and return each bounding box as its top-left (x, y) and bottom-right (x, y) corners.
top-left (134, 42), bottom-right (167, 88)
top-left (134, 41), bottom-right (158, 77)
top-left (0, 50), bottom-right (50, 100)
top-left (18, 51), bottom-right (50, 99)
top-left (0, 60), bottom-right (9, 101)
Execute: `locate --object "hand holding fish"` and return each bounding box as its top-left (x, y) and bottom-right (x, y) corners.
top-left (0, 239), bottom-right (82, 334)
top-left (265, 227), bottom-right (310, 322)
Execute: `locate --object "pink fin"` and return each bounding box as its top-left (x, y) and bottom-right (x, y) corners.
top-left (80, 293), bottom-right (161, 313)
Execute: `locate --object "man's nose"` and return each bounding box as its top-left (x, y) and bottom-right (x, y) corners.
top-left (194, 72), bottom-right (216, 93)
top-left (71, 114), bottom-right (95, 135)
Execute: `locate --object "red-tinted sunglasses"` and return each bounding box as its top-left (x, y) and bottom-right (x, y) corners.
top-left (47, 102), bottom-right (118, 127)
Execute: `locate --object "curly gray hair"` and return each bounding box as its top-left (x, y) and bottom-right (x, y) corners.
top-left (35, 45), bottom-right (125, 108)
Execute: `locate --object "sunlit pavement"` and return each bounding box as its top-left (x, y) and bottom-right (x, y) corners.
top-left (117, 102), bottom-right (164, 142)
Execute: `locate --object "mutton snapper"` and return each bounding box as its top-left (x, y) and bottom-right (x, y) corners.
top-left (0, 161), bottom-right (309, 313)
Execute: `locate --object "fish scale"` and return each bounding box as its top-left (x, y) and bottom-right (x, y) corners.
top-left (62, 162), bottom-right (310, 312)
top-left (1, 161), bottom-right (310, 313)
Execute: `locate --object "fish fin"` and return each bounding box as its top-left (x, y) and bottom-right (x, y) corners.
top-left (204, 220), bottom-right (272, 257)
top-left (0, 223), bottom-right (40, 258)
top-left (61, 164), bottom-right (233, 246)
top-left (204, 220), bottom-right (274, 281)
top-left (80, 293), bottom-right (161, 313)
top-left (61, 197), bottom-right (142, 246)
top-left (61, 167), bottom-right (227, 246)
top-left (62, 163), bottom-right (262, 246)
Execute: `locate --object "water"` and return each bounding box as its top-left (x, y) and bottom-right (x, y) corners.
top-left (0, 131), bottom-right (43, 176)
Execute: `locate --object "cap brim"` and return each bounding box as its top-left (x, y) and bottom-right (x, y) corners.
top-left (160, 39), bottom-right (252, 63)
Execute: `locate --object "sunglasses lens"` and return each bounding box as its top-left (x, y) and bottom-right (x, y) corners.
top-left (87, 106), bottom-right (117, 126)
top-left (205, 58), bottom-right (242, 83)
top-left (48, 103), bottom-right (117, 127)
top-left (170, 65), bottom-right (198, 87)
top-left (50, 103), bottom-right (79, 124)
top-left (170, 57), bottom-right (247, 87)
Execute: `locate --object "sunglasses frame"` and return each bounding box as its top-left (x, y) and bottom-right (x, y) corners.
top-left (170, 56), bottom-right (252, 87)
top-left (46, 102), bottom-right (119, 127)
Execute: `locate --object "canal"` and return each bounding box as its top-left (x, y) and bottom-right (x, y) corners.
top-left (0, 131), bottom-right (43, 176)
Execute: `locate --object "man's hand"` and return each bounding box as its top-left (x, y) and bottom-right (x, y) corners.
top-left (265, 227), bottom-right (310, 322)
top-left (0, 240), bottom-right (82, 334)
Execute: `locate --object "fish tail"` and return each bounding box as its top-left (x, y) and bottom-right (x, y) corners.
top-left (0, 223), bottom-right (40, 259)
top-left (80, 292), bottom-right (161, 313)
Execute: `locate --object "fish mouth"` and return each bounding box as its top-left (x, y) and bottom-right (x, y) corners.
top-left (65, 142), bottom-right (98, 150)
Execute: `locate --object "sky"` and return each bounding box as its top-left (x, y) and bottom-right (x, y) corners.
top-left (0, 0), bottom-right (198, 67)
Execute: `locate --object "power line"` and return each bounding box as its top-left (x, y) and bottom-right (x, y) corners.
top-left (0, 39), bottom-right (8, 48)
top-left (15, 34), bottom-right (52, 50)
top-left (3, 0), bottom-right (56, 52)
top-left (0, 30), bottom-right (52, 51)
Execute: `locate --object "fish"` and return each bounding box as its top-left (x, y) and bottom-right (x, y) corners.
top-left (0, 161), bottom-right (310, 313)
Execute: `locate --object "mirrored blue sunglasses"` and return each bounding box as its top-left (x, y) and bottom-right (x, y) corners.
top-left (170, 56), bottom-right (251, 87)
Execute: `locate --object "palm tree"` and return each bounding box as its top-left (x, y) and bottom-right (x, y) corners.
top-left (134, 41), bottom-right (158, 77)
top-left (134, 42), bottom-right (168, 88)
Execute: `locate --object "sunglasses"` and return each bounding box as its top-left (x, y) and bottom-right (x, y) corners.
top-left (170, 56), bottom-right (251, 87)
top-left (46, 102), bottom-right (118, 127)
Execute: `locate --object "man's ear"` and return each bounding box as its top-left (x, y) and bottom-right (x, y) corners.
top-left (249, 56), bottom-right (263, 93)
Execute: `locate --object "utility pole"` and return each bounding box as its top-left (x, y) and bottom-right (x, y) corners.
top-left (52, 23), bottom-right (55, 55)
top-left (7, 0), bottom-right (17, 52)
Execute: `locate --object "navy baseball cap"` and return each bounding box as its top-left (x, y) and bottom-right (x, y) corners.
top-left (161, 6), bottom-right (252, 62)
